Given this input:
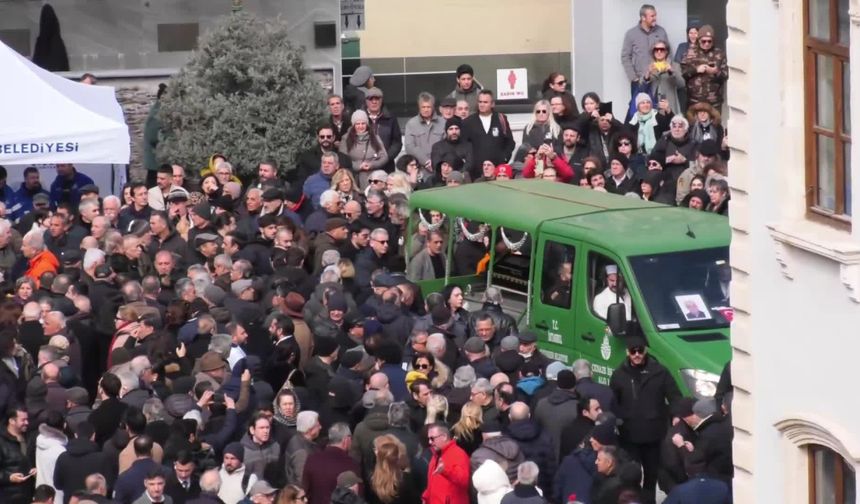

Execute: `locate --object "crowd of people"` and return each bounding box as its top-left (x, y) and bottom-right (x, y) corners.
top-left (0, 3), bottom-right (734, 504)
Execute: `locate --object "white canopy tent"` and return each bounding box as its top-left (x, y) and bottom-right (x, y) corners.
top-left (0, 40), bottom-right (129, 194)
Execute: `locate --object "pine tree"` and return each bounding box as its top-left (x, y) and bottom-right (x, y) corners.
top-left (157, 9), bottom-right (325, 180)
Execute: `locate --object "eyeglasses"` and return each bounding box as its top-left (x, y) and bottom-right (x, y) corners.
top-left (629, 347), bottom-right (646, 355)
top-left (428, 433), bottom-right (444, 441)
top-left (374, 239), bottom-right (389, 244)
top-left (619, 141), bottom-right (631, 146)
top-left (527, 151), bottom-right (537, 156)
top-left (535, 110), bottom-right (548, 114)
top-left (318, 134), bottom-right (333, 139)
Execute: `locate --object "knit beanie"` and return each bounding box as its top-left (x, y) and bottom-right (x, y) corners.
top-left (351, 109), bottom-right (369, 125)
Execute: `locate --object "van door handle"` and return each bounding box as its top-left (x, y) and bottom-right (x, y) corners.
top-left (580, 333), bottom-right (595, 342)
top-left (535, 321), bottom-right (549, 330)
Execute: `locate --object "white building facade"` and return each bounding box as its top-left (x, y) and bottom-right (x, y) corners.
top-left (728, 0), bottom-right (860, 502)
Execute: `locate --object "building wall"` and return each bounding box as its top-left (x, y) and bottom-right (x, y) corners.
top-left (357, 0), bottom-right (572, 58)
top-left (727, 0), bottom-right (860, 503)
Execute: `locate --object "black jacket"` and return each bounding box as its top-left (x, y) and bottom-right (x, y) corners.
top-left (0, 429), bottom-right (33, 504)
top-left (430, 138), bottom-right (474, 179)
top-left (367, 110), bottom-right (403, 172)
top-left (294, 147), bottom-right (352, 186)
top-left (609, 356), bottom-right (682, 443)
top-left (505, 419), bottom-right (556, 491)
top-left (689, 414), bottom-right (733, 483)
top-left (658, 420), bottom-right (695, 494)
top-left (89, 396), bottom-right (128, 446)
top-left (559, 415), bottom-right (595, 459)
top-left (263, 336), bottom-right (302, 391)
top-left (461, 112), bottom-right (516, 178)
top-left (54, 437), bottom-right (116, 504)
top-left (375, 303), bottom-right (414, 347)
top-left (165, 473), bottom-right (202, 504)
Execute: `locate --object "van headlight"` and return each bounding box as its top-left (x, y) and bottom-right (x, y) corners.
top-left (680, 369), bottom-right (720, 399)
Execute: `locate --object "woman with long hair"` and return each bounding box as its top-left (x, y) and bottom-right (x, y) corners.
top-left (452, 402), bottom-right (483, 455)
top-left (368, 434), bottom-right (419, 504)
top-left (549, 93), bottom-right (579, 130)
top-left (522, 100), bottom-right (561, 152)
top-left (200, 174), bottom-right (223, 204)
top-left (340, 109), bottom-right (389, 190)
top-left (276, 484), bottom-right (307, 504)
top-left (331, 168), bottom-right (363, 204)
top-left (424, 394), bottom-right (449, 425)
top-left (12, 277), bottom-right (37, 306)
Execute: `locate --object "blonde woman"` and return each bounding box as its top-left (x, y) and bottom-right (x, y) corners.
top-left (368, 434), bottom-right (418, 504)
top-left (331, 168), bottom-right (363, 204)
top-left (385, 171), bottom-right (413, 197)
top-left (452, 402), bottom-right (483, 455)
top-left (424, 394), bottom-right (449, 425)
top-left (521, 99), bottom-right (561, 152)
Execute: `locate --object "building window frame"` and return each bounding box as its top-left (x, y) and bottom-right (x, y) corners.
top-left (803, 0), bottom-right (852, 227)
top-left (808, 444), bottom-right (856, 504)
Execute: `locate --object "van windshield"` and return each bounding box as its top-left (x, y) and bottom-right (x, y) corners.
top-left (628, 247), bottom-right (731, 331)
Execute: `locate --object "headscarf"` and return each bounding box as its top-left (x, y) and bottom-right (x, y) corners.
top-left (272, 389), bottom-right (302, 428)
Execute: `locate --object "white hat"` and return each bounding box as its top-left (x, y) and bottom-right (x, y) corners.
top-left (605, 264), bottom-right (618, 275)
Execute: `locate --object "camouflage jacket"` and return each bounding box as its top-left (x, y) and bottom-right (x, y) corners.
top-left (681, 46), bottom-right (729, 108)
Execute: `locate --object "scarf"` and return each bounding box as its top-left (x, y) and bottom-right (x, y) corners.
top-left (630, 109), bottom-right (658, 154)
top-left (691, 119), bottom-right (713, 144)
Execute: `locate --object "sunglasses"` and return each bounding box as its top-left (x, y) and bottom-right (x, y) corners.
top-left (648, 160), bottom-right (661, 166)
top-left (370, 180), bottom-right (384, 184)
top-left (535, 110), bottom-right (548, 114)
top-left (416, 363), bottom-right (431, 370)
top-left (367, 96), bottom-right (382, 101)
top-left (555, 80), bottom-right (566, 85)
top-left (619, 141), bottom-right (631, 146)
top-left (653, 47), bottom-right (667, 52)
top-left (374, 239), bottom-right (389, 244)
top-left (629, 347), bottom-right (646, 355)
top-left (318, 134), bottom-right (333, 139)
top-left (343, 212), bottom-right (356, 217)
top-left (699, 39), bottom-right (713, 45)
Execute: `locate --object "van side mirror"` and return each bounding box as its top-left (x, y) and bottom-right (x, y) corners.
top-left (607, 303), bottom-right (627, 336)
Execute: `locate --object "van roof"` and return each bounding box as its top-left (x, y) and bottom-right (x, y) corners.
top-left (409, 180), bottom-right (729, 255)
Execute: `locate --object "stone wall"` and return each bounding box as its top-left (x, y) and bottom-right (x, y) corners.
top-left (110, 78), bottom-right (165, 182)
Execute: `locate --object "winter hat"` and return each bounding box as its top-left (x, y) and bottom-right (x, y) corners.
top-left (365, 87), bottom-right (383, 99)
top-left (635, 92), bottom-right (653, 108)
top-left (698, 24), bottom-right (715, 40)
top-left (325, 217), bottom-right (349, 232)
top-left (171, 376), bottom-right (195, 396)
top-left (698, 139), bottom-right (720, 157)
top-left (693, 398), bottom-right (718, 418)
top-left (337, 471), bottom-right (362, 488)
top-left (495, 164), bottom-right (514, 178)
top-left (609, 154), bottom-right (629, 170)
top-left (405, 370), bottom-right (429, 390)
top-left (362, 319), bottom-right (383, 337)
top-left (500, 335), bottom-right (519, 352)
top-left (445, 116), bottom-right (463, 131)
top-left (203, 285), bottom-right (226, 307)
top-left (349, 65), bottom-right (373, 87)
top-left (456, 64), bottom-right (474, 78)
top-left (545, 361), bottom-right (567, 381)
top-left (340, 350), bottom-right (364, 369)
top-left (591, 421), bottom-right (618, 446)
top-left (647, 150), bottom-right (665, 168)
top-left (231, 279), bottom-right (253, 297)
top-left (474, 460), bottom-right (513, 504)
top-left (447, 171), bottom-right (465, 184)
top-left (314, 336), bottom-right (339, 357)
top-left (495, 351), bottom-right (523, 374)
top-left (351, 109), bottom-right (369, 124)
top-left (164, 394), bottom-right (196, 419)
top-left (327, 293), bottom-right (348, 313)
top-left (686, 189), bottom-right (709, 209)
top-left (463, 337), bottom-right (486, 355)
top-left (199, 351), bottom-right (227, 372)
top-left (673, 397), bottom-right (697, 418)
top-left (439, 152), bottom-right (464, 173)
top-left (557, 370), bottom-right (577, 390)
top-left (192, 202), bottom-right (211, 220)
top-left (224, 441), bottom-right (244, 462)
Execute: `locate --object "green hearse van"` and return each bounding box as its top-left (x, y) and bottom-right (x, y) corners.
top-left (407, 180), bottom-right (731, 398)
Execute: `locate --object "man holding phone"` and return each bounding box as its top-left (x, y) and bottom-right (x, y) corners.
top-left (681, 24), bottom-right (729, 111)
top-left (0, 406), bottom-right (36, 503)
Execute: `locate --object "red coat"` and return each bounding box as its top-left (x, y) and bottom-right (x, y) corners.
top-left (423, 440), bottom-right (470, 504)
top-left (522, 155), bottom-right (574, 183)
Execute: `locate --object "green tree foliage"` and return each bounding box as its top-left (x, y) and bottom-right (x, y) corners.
top-left (157, 10), bottom-right (325, 180)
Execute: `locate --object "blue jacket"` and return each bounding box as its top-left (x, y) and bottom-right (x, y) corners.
top-left (553, 447), bottom-right (597, 504)
top-left (113, 457), bottom-right (159, 504)
top-left (302, 172), bottom-right (333, 210)
top-left (380, 363), bottom-right (408, 402)
top-left (49, 170), bottom-right (94, 209)
top-left (664, 475), bottom-right (732, 504)
top-left (10, 183), bottom-right (49, 223)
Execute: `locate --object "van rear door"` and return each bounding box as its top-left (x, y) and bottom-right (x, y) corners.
top-left (531, 233), bottom-right (579, 365)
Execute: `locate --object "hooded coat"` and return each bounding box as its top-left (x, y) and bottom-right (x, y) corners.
top-left (472, 460), bottom-right (513, 504)
top-left (32, 4), bottom-right (69, 71)
top-left (35, 424), bottom-right (67, 501)
top-left (470, 435), bottom-right (525, 482)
